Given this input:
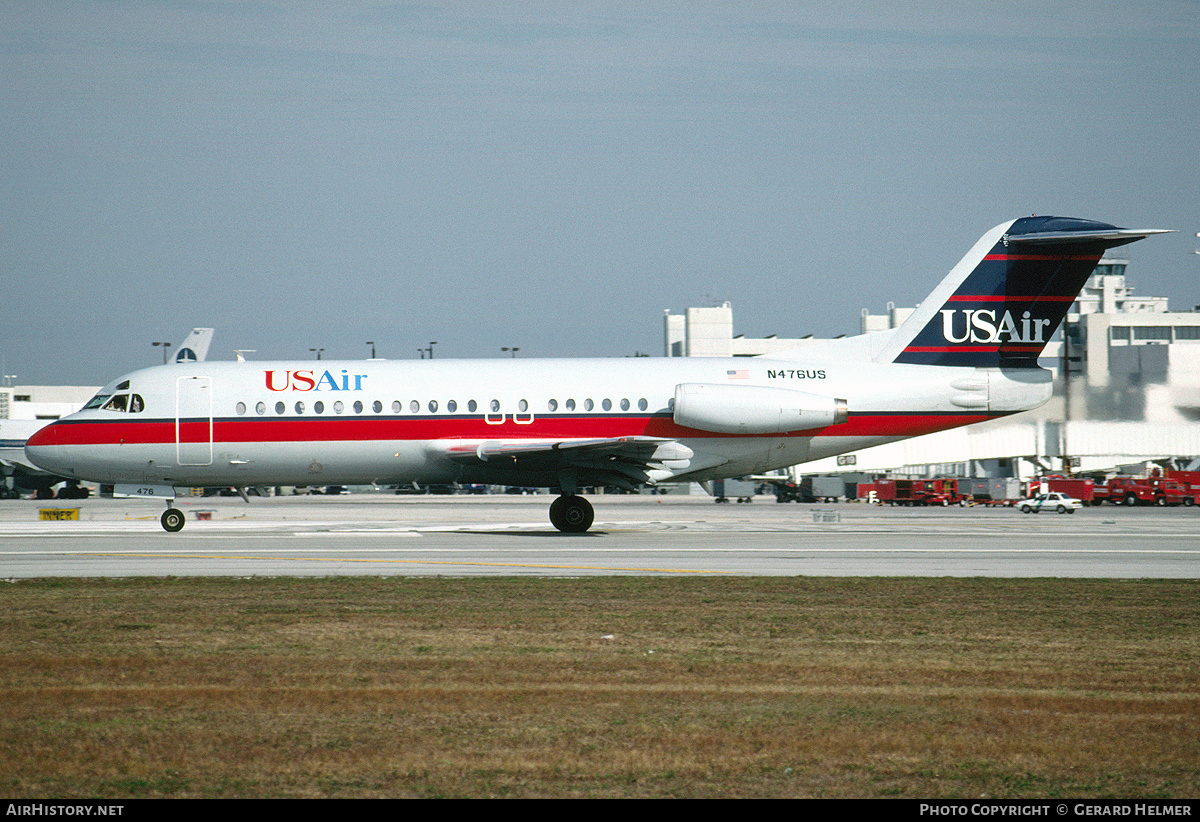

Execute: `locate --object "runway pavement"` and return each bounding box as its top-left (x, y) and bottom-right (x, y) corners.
top-left (1, 493), bottom-right (1198, 578)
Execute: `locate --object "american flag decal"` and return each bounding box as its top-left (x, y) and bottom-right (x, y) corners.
top-left (727, 369), bottom-right (749, 380)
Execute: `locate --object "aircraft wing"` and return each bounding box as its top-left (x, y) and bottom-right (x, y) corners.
top-left (0, 454), bottom-right (46, 474)
top-left (440, 436), bottom-right (694, 491)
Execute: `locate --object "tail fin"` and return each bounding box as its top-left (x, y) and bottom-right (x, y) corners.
top-left (876, 217), bottom-right (1168, 367)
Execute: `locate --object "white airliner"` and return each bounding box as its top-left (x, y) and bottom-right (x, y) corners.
top-left (26, 217), bottom-right (1166, 532)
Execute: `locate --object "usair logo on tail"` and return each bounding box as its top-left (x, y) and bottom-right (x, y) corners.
top-left (938, 309), bottom-right (1053, 346)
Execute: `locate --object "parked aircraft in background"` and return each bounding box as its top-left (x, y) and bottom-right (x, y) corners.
top-left (26, 217), bottom-right (1166, 530)
top-left (170, 328), bottom-right (214, 364)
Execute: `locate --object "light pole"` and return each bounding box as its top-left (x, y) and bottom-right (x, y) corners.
top-left (501, 347), bottom-right (520, 358)
top-left (366, 341), bottom-right (376, 359)
top-left (309, 348), bottom-right (324, 360)
top-left (419, 342), bottom-right (437, 359)
top-left (151, 341), bottom-right (172, 364)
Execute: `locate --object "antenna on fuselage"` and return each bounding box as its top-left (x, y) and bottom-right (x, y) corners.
top-left (234, 350), bottom-right (257, 362)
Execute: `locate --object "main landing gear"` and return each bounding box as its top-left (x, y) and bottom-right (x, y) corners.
top-left (549, 494), bottom-right (594, 533)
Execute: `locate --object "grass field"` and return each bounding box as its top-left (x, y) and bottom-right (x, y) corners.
top-left (1, 576), bottom-right (1197, 798)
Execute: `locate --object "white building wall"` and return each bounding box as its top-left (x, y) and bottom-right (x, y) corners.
top-left (0, 386), bottom-right (97, 420)
top-left (683, 305), bottom-right (734, 357)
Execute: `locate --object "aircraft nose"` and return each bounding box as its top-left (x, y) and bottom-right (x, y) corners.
top-left (24, 422), bottom-right (76, 477)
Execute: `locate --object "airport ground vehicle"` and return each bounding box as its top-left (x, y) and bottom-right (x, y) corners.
top-left (771, 475), bottom-right (845, 503)
top-left (1167, 470), bottom-right (1200, 506)
top-left (1030, 477), bottom-right (1095, 505)
top-left (1093, 476), bottom-right (1185, 506)
top-left (954, 477), bottom-right (1022, 506)
top-left (1018, 492), bottom-right (1081, 513)
top-left (869, 478), bottom-right (958, 506)
top-left (713, 478), bottom-right (757, 503)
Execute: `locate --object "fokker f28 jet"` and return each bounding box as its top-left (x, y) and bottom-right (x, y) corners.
top-left (26, 216), bottom-right (1166, 532)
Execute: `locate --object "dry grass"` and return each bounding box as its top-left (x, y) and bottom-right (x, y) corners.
top-left (0, 576), bottom-right (1197, 798)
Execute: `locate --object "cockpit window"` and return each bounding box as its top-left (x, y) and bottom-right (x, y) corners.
top-left (100, 394), bottom-right (145, 413)
top-left (83, 393), bottom-right (111, 410)
top-left (116, 380), bottom-right (130, 390)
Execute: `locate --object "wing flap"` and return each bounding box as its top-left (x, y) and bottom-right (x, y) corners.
top-left (444, 436), bottom-right (693, 465)
top-left (440, 436), bottom-right (695, 490)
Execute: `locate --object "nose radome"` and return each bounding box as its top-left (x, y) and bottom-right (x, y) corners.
top-left (24, 422), bottom-right (69, 474)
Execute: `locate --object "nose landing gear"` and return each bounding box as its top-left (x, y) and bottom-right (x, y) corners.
top-left (161, 502), bottom-right (185, 532)
top-left (549, 494), bottom-right (594, 533)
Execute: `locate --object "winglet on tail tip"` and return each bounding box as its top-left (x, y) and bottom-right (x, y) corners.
top-left (886, 216), bottom-right (1171, 368)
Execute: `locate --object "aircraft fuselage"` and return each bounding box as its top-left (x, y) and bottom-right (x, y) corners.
top-left (25, 356), bottom-right (1047, 489)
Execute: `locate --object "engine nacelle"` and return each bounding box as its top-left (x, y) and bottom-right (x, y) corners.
top-left (673, 383), bottom-right (849, 435)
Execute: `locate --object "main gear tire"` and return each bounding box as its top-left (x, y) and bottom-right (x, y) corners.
top-left (549, 495), bottom-right (594, 533)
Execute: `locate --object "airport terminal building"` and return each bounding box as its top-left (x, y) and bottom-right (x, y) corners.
top-left (665, 258), bottom-right (1200, 480)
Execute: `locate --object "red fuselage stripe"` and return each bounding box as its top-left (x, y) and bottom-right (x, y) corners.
top-left (944, 294), bottom-right (1076, 302)
top-left (30, 412), bottom-right (996, 447)
top-left (901, 345), bottom-right (1042, 353)
top-left (982, 254), bottom-right (1098, 262)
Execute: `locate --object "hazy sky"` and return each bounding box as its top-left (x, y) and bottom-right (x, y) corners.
top-left (4, 1), bottom-right (1199, 385)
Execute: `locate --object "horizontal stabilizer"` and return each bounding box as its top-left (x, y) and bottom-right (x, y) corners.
top-left (1005, 227), bottom-right (1171, 246)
